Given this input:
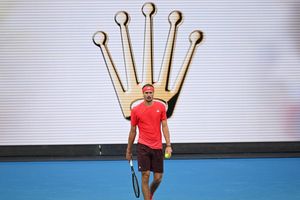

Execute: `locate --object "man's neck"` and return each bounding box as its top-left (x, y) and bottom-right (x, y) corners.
top-left (144, 100), bottom-right (153, 106)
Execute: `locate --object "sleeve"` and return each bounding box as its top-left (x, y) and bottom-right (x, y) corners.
top-left (130, 108), bottom-right (138, 126)
top-left (161, 104), bottom-right (167, 121)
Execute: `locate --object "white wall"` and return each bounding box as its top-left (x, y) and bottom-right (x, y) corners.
top-left (0, 0), bottom-right (299, 145)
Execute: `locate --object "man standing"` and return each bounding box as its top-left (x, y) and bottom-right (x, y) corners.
top-left (126, 84), bottom-right (172, 200)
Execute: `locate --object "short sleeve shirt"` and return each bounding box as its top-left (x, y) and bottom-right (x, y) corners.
top-left (131, 101), bottom-right (167, 149)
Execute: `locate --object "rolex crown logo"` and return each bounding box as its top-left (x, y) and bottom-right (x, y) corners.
top-left (93, 2), bottom-right (203, 120)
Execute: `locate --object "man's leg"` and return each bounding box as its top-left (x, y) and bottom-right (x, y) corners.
top-left (141, 170), bottom-right (151, 200)
top-left (150, 172), bottom-right (163, 199)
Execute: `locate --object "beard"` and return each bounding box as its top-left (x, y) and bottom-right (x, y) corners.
top-left (146, 96), bottom-right (153, 102)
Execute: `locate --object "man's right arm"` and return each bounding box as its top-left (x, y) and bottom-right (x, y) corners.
top-left (126, 125), bottom-right (137, 161)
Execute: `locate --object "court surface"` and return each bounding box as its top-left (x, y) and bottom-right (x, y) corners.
top-left (0, 157), bottom-right (299, 200)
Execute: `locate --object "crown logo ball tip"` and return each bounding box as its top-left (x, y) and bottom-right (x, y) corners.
top-left (93, 31), bottom-right (107, 46)
top-left (169, 11), bottom-right (182, 25)
top-left (190, 30), bottom-right (203, 45)
top-left (142, 2), bottom-right (156, 16)
top-left (115, 11), bottom-right (130, 25)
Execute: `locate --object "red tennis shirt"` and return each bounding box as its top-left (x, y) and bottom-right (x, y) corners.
top-left (131, 101), bottom-right (167, 149)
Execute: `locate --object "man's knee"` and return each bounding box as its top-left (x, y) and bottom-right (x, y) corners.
top-left (142, 171), bottom-right (151, 182)
top-left (154, 173), bottom-right (163, 184)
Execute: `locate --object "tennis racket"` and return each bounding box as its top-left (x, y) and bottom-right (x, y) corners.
top-left (129, 158), bottom-right (140, 198)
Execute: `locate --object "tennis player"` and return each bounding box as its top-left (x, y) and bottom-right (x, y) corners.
top-left (126, 83), bottom-right (172, 200)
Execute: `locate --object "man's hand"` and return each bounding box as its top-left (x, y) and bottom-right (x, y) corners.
top-left (126, 149), bottom-right (132, 161)
top-left (165, 146), bottom-right (172, 156)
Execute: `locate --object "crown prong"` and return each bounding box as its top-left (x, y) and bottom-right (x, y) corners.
top-left (142, 2), bottom-right (156, 84)
top-left (114, 11), bottom-right (139, 90)
top-left (157, 11), bottom-right (182, 91)
top-left (172, 30), bottom-right (203, 95)
top-left (93, 31), bottom-right (126, 94)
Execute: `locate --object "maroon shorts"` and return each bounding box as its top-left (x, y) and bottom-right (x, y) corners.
top-left (137, 143), bottom-right (164, 173)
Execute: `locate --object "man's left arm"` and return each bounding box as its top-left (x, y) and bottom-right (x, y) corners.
top-left (162, 120), bottom-right (172, 155)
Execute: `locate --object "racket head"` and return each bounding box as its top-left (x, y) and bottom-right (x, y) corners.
top-left (132, 173), bottom-right (140, 198)
top-left (129, 158), bottom-right (140, 198)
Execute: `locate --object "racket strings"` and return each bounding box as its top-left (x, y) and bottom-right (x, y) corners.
top-left (132, 174), bottom-right (140, 197)
top-left (130, 159), bottom-right (140, 198)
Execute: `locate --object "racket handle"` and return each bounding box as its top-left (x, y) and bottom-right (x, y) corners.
top-left (129, 159), bottom-right (133, 166)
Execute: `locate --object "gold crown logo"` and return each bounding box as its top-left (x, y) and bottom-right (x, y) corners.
top-left (93, 2), bottom-right (203, 120)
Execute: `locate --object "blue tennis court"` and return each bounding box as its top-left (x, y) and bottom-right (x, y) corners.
top-left (0, 157), bottom-right (300, 200)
